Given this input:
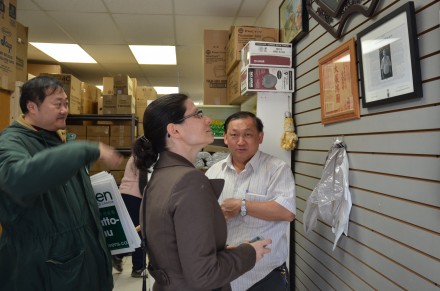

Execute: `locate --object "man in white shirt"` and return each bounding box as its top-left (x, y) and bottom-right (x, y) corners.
top-left (205, 111), bottom-right (296, 291)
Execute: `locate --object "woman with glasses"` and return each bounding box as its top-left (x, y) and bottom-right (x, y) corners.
top-left (132, 93), bottom-right (271, 291)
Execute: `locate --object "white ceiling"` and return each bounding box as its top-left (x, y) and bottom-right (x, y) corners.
top-left (17, 0), bottom-right (273, 103)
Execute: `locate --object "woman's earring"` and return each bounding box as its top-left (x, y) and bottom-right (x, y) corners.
top-left (167, 133), bottom-right (170, 138)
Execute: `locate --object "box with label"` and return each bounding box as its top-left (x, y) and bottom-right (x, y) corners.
top-left (226, 26), bottom-right (279, 75)
top-left (136, 86), bottom-right (157, 107)
top-left (241, 66), bottom-right (294, 95)
top-left (113, 74), bottom-right (133, 96)
top-left (16, 22), bottom-right (28, 83)
top-left (116, 94), bottom-right (135, 114)
top-left (0, 0), bottom-right (17, 91)
top-left (204, 30), bottom-right (229, 105)
top-left (241, 41), bottom-right (292, 69)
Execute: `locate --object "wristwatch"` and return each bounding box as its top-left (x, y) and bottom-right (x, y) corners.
top-left (240, 198), bottom-right (247, 217)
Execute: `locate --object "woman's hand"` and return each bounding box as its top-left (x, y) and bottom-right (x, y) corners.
top-left (250, 239), bottom-right (272, 262)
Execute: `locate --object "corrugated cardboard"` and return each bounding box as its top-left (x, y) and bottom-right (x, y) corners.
top-left (27, 64), bottom-right (62, 76)
top-left (203, 30), bottom-right (228, 105)
top-left (16, 22), bottom-right (28, 83)
top-left (241, 66), bottom-right (294, 95)
top-left (226, 26), bottom-right (279, 75)
top-left (0, 0), bottom-right (17, 91)
top-left (241, 41), bottom-right (292, 69)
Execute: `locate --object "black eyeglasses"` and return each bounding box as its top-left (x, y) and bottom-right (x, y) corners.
top-left (176, 109), bottom-right (204, 123)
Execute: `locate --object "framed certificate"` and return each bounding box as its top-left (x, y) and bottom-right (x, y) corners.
top-left (357, 2), bottom-right (423, 107)
top-left (318, 38), bottom-right (360, 124)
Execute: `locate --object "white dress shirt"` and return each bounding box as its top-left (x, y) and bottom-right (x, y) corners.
top-left (205, 150), bottom-right (296, 291)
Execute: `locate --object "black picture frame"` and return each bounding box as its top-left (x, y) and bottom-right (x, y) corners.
top-left (357, 2), bottom-right (423, 108)
top-left (279, 0), bottom-right (308, 45)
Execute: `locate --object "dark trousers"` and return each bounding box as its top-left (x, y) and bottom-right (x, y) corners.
top-left (247, 263), bottom-right (290, 291)
top-left (115, 194), bottom-right (143, 271)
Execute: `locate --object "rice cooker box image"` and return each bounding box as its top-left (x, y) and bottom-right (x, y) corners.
top-left (241, 66), bottom-right (294, 95)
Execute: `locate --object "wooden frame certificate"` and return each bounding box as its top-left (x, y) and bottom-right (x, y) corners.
top-left (319, 38), bottom-right (360, 124)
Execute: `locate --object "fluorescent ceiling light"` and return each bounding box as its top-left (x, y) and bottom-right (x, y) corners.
top-left (129, 45), bottom-right (176, 65)
top-left (154, 86), bottom-right (179, 95)
top-left (30, 42), bottom-right (96, 63)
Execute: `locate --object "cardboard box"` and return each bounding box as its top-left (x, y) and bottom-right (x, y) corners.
top-left (66, 125), bottom-right (87, 136)
top-left (110, 125), bottom-right (132, 137)
top-left (28, 64), bottom-right (62, 76)
top-left (135, 86), bottom-right (157, 106)
top-left (86, 125), bottom-right (110, 137)
top-left (241, 41), bottom-right (292, 69)
top-left (0, 0), bottom-right (17, 91)
top-left (203, 30), bottom-right (228, 105)
top-left (227, 64), bottom-right (246, 105)
top-left (241, 66), bottom-right (294, 95)
top-left (40, 73), bottom-right (82, 114)
top-left (226, 26), bottom-right (279, 75)
top-left (117, 95), bottom-right (135, 114)
top-left (113, 74), bottom-right (133, 96)
top-left (0, 89), bottom-right (10, 131)
top-left (16, 22), bottom-right (28, 83)
top-left (102, 77), bottom-right (114, 95)
top-left (109, 136), bottom-right (132, 148)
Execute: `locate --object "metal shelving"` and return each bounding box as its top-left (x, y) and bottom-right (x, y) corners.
top-left (66, 114), bottom-right (138, 154)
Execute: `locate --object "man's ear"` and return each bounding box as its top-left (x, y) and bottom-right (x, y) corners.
top-left (27, 101), bottom-right (38, 113)
top-left (258, 131), bottom-right (264, 144)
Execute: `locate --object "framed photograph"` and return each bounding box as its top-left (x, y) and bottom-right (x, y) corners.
top-left (318, 38), bottom-right (360, 124)
top-left (279, 0), bottom-right (308, 45)
top-left (357, 2), bottom-right (422, 108)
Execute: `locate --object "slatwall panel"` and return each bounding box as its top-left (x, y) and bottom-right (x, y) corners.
top-left (292, 0), bottom-right (440, 290)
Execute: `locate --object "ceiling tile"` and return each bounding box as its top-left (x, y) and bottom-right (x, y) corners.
top-left (175, 16), bottom-right (234, 45)
top-left (104, 0), bottom-right (173, 14)
top-left (112, 14), bottom-right (175, 44)
top-left (47, 12), bottom-right (126, 44)
top-left (174, 0), bottom-right (242, 17)
top-left (25, 0), bottom-right (107, 12)
top-left (81, 45), bottom-right (137, 64)
top-left (17, 11), bottom-right (72, 42)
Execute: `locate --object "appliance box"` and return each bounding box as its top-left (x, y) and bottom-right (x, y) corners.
top-left (241, 66), bottom-right (295, 95)
top-left (241, 41), bottom-right (292, 69)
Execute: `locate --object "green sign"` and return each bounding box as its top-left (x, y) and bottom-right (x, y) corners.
top-left (99, 206), bottom-right (129, 250)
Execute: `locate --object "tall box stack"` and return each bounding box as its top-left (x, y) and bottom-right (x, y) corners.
top-left (225, 27), bottom-right (280, 105)
top-left (225, 26), bottom-right (279, 75)
top-left (240, 41), bottom-right (294, 97)
top-left (0, 0), bottom-right (17, 91)
top-left (16, 22), bottom-right (28, 83)
top-left (102, 75), bottom-right (136, 115)
top-left (203, 30), bottom-right (229, 105)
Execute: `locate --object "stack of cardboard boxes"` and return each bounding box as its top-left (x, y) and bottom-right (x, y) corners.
top-left (240, 41), bottom-right (294, 97)
top-left (203, 26), bottom-right (283, 106)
